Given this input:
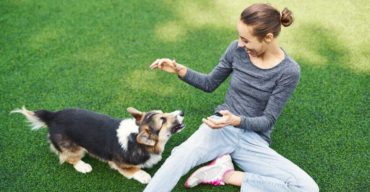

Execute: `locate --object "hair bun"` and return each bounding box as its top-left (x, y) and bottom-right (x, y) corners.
top-left (281, 8), bottom-right (294, 27)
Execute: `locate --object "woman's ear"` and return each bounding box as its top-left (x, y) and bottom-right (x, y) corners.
top-left (264, 33), bottom-right (274, 43)
top-left (127, 107), bottom-right (143, 125)
top-left (136, 129), bottom-right (156, 146)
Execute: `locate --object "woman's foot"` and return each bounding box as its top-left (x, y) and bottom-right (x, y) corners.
top-left (184, 154), bottom-right (234, 188)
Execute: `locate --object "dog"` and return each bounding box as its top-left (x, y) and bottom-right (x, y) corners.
top-left (11, 106), bottom-right (185, 184)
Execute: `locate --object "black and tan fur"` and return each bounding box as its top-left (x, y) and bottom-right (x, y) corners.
top-left (11, 106), bottom-right (185, 184)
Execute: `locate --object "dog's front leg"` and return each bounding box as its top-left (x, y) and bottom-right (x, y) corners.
top-left (109, 162), bottom-right (151, 184)
top-left (131, 169), bottom-right (151, 184)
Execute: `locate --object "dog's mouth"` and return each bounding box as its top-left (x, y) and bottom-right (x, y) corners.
top-left (171, 123), bottom-right (185, 134)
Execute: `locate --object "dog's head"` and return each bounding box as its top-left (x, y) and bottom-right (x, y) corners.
top-left (127, 107), bottom-right (185, 152)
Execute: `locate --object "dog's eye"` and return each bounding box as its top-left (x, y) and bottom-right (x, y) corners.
top-left (160, 117), bottom-right (167, 124)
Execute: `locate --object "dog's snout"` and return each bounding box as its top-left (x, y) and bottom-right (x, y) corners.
top-left (170, 110), bottom-right (184, 117)
top-left (179, 111), bottom-right (184, 117)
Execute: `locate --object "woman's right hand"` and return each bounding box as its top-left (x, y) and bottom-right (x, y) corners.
top-left (150, 58), bottom-right (178, 74)
top-left (150, 58), bottom-right (187, 77)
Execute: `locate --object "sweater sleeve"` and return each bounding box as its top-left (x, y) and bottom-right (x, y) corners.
top-left (180, 41), bottom-right (237, 92)
top-left (239, 65), bottom-right (301, 132)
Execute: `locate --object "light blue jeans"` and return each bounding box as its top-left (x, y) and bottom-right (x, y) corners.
top-left (144, 117), bottom-right (319, 192)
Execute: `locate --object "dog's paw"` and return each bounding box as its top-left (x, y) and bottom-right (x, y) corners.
top-left (133, 170), bottom-right (151, 184)
top-left (73, 161), bottom-right (92, 173)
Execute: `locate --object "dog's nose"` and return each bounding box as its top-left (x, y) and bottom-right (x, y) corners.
top-left (179, 111), bottom-right (184, 117)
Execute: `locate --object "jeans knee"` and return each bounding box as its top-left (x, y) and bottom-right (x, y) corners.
top-left (171, 144), bottom-right (202, 157)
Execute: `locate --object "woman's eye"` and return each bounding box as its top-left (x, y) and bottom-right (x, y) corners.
top-left (161, 117), bottom-right (167, 124)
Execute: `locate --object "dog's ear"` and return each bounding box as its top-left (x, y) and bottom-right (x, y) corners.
top-left (127, 107), bottom-right (143, 125)
top-left (136, 130), bottom-right (156, 146)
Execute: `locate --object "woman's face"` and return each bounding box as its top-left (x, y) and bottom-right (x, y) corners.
top-left (237, 20), bottom-right (268, 57)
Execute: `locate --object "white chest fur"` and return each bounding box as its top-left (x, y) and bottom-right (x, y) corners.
top-left (116, 118), bottom-right (163, 168)
top-left (116, 119), bottom-right (138, 150)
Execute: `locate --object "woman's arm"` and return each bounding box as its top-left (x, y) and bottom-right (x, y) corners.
top-left (150, 41), bottom-right (237, 93)
top-left (179, 42), bottom-right (236, 92)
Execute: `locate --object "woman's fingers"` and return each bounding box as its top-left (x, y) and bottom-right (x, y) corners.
top-left (158, 62), bottom-right (164, 69)
top-left (207, 117), bottom-right (221, 124)
top-left (150, 59), bottom-right (170, 69)
top-left (158, 58), bottom-right (172, 66)
top-left (202, 118), bottom-right (227, 129)
top-left (150, 58), bottom-right (178, 74)
top-left (150, 58), bottom-right (170, 68)
top-left (202, 118), bottom-right (217, 128)
top-left (150, 59), bottom-right (160, 69)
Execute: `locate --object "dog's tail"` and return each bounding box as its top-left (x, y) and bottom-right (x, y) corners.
top-left (11, 106), bottom-right (55, 130)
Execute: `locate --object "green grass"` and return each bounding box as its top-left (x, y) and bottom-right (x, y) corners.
top-left (1, 0), bottom-right (369, 191)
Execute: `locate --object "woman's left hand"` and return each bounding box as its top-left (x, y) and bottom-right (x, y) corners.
top-left (202, 110), bottom-right (241, 129)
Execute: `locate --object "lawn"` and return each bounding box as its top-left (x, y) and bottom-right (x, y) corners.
top-left (1, 0), bottom-right (369, 191)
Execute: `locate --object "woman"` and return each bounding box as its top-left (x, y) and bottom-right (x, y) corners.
top-left (145, 3), bottom-right (319, 192)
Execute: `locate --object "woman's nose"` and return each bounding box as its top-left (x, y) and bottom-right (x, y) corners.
top-left (237, 39), bottom-right (246, 47)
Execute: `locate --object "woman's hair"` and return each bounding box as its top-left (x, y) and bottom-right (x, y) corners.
top-left (240, 3), bottom-right (293, 40)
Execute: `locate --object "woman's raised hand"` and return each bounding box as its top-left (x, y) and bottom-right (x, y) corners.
top-left (150, 58), bottom-right (187, 77)
top-left (150, 58), bottom-right (178, 74)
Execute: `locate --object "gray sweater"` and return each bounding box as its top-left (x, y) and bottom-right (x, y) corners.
top-left (181, 40), bottom-right (300, 144)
